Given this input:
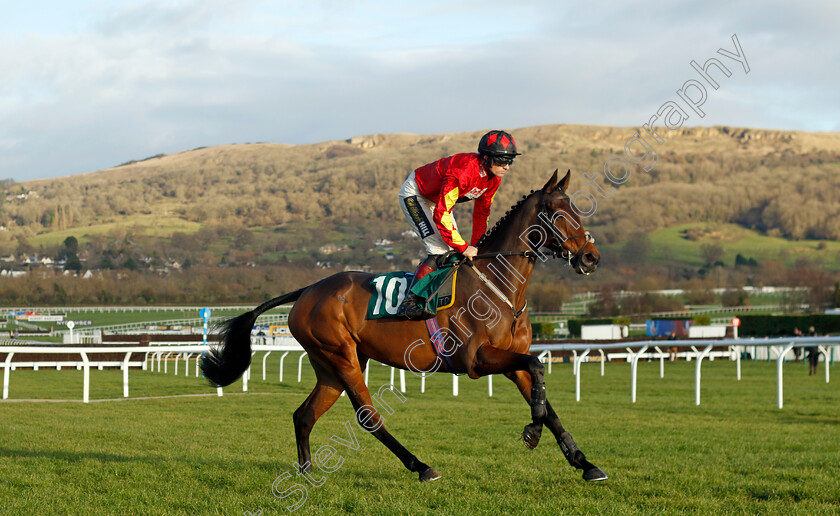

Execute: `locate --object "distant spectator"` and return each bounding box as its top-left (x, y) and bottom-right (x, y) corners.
top-left (807, 346), bottom-right (820, 375)
top-left (807, 326), bottom-right (819, 375)
top-left (668, 332), bottom-right (678, 361)
top-left (793, 327), bottom-right (803, 362)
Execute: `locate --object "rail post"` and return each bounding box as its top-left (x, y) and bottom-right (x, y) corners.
top-left (694, 344), bottom-right (713, 406)
top-left (279, 351), bottom-right (289, 383)
top-left (777, 341), bottom-right (795, 409)
top-left (163, 352), bottom-right (172, 374)
top-left (537, 350), bottom-right (552, 375)
top-left (297, 352), bottom-right (308, 382)
top-left (243, 352), bottom-right (256, 392)
top-left (818, 346), bottom-right (829, 383)
top-left (654, 346), bottom-right (664, 378)
top-left (629, 345), bottom-right (649, 403)
top-left (598, 349), bottom-right (605, 376)
top-left (81, 352), bottom-right (90, 403)
top-left (262, 351), bottom-right (272, 381)
top-left (2, 352), bottom-right (14, 400)
top-left (575, 348), bottom-right (591, 402)
top-left (123, 352), bottom-right (131, 397)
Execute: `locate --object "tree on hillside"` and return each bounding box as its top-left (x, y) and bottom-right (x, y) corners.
top-left (622, 233), bottom-right (650, 263)
top-left (700, 243), bottom-right (725, 265)
top-left (60, 236), bottom-right (79, 258)
top-left (528, 283), bottom-right (570, 312)
top-left (686, 283), bottom-right (715, 305)
top-left (65, 254), bottom-right (82, 272)
top-left (721, 288), bottom-right (750, 307)
top-left (587, 287), bottom-right (620, 317)
top-left (14, 235), bottom-right (34, 256)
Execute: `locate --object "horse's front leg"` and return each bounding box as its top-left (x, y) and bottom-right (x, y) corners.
top-left (505, 370), bottom-right (608, 482)
top-left (502, 370), bottom-right (543, 449)
top-left (474, 344), bottom-right (546, 418)
top-left (473, 345), bottom-right (547, 447)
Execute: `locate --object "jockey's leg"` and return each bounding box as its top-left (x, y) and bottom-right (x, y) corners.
top-left (396, 254), bottom-right (439, 320)
top-left (397, 171), bottom-right (454, 320)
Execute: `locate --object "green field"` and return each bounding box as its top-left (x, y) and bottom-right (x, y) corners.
top-left (2, 357), bottom-right (838, 515)
top-left (601, 222), bottom-right (840, 270)
top-left (27, 214), bottom-right (202, 247)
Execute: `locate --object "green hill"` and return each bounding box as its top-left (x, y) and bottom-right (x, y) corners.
top-left (599, 222), bottom-right (840, 270)
top-left (1, 123), bottom-right (839, 307)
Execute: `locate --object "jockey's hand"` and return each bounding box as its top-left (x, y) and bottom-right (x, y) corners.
top-left (463, 246), bottom-right (478, 260)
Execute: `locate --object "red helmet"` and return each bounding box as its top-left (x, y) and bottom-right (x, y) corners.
top-left (478, 130), bottom-right (521, 157)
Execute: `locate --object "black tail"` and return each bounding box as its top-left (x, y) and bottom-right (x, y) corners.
top-left (201, 288), bottom-right (306, 387)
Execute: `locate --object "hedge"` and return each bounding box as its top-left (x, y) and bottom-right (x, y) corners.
top-left (738, 314), bottom-right (840, 337)
top-left (530, 322), bottom-right (557, 339)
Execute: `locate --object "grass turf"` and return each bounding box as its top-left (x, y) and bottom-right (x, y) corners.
top-left (1, 357), bottom-right (838, 515)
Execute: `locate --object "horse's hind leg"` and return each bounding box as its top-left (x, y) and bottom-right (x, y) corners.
top-left (293, 360), bottom-right (344, 473)
top-left (334, 360), bottom-right (440, 482)
top-left (505, 370), bottom-right (608, 482)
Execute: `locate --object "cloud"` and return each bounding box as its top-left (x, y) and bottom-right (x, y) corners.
top-left (1, 1), bottom-right (837, 182)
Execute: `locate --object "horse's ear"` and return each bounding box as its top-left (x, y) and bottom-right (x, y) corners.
top-left (559, 169), bottom-right (571, 192)
top-left (542, 169), bottom-right (559, 192)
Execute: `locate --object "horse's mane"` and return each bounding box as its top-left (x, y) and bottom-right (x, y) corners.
top-left (476, 189), bottom-right (541, 247)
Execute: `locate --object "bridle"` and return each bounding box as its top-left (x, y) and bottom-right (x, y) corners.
top-left (464, 187), bottom-right (596, 324)
top-left (471, 189), bottom-right (595, 271)
top-left (538, 190), bottom-right (595, 273)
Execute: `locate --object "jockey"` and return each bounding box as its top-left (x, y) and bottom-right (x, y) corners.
top-left (396, 129), bottom-right (521, 320)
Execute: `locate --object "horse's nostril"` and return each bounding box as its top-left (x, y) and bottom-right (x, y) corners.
top-left (583, 253), bottom-right (598, 266)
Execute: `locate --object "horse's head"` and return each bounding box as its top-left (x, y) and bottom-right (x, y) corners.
top-left (538, 169), bottom-right (600, 275)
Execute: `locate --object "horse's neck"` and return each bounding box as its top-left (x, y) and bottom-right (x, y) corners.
top-left (474, 206), bottom-right (539, 309)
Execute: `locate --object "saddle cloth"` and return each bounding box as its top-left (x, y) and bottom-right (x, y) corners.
top-left (366, 267), bottom-right (458, 320)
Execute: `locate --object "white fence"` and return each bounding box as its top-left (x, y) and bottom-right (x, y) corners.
top-left (531, 337), bottom-right (837, 409)
top-left (2, 336), bottom-right (837, 409)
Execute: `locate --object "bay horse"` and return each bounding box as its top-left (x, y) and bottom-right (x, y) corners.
top-left (202, 169), bottom-right (607, 482)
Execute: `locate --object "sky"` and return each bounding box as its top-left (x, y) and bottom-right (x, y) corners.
top-left (1, 0), bottom-right (838, 182)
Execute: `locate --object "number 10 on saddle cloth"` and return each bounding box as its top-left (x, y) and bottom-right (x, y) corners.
top-left (367, 264), bottom-right (458, 319)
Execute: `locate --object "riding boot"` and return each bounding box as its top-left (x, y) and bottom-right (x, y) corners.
top-left (396, 255), bottom-right (438, 320)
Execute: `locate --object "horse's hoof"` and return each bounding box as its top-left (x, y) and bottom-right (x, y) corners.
top-left (582, 467), bottom-right (608, 482)
top-left (522, 424), bottom-right (542, 450)
top-left (419, 468), bottom-right (442, 482)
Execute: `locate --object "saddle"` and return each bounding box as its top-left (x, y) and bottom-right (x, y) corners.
top-left (367, 257), bottom-right (460, 320)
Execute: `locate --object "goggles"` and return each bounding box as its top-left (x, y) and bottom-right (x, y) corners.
top-left (492, 155), bottom-right (515, 166)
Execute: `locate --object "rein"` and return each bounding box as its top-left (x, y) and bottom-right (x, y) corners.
top-left (473, 250), bottom-right (537, 260)
top-left (464, 260), bottom-right (528, 320)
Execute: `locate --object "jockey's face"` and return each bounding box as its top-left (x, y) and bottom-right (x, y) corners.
top-left (486, 155), bottom-right (514, 178)
top-left (489, 161), bottom-right (511, 178)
